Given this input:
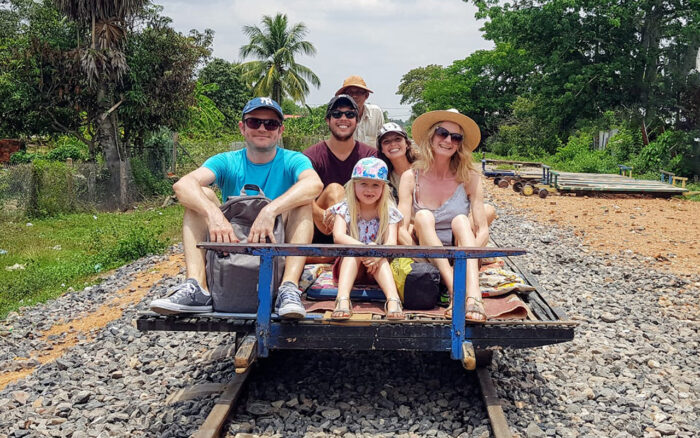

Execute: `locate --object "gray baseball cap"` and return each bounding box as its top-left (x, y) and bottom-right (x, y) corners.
top-left (377, 122), bottom-right (408, 144)
top-left (325, 94), bottom-right (359, 118)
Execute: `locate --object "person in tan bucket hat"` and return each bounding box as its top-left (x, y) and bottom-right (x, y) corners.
top-left (335, 75), bottom-right (384, 148)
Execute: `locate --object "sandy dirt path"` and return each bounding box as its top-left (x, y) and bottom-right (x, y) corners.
top-left (485, 180), bottom-right (699, 277)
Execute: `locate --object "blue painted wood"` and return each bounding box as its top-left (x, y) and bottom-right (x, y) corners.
top-left (256, 254), bottom-right (274, 357)
top-left (198, 243), bottom-right (526, 260)
top-left (196, 243), bottom-right (528, 363)
top-left (451, 256), bottom-right (467, 360)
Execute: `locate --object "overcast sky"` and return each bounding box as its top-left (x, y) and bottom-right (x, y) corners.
top-left (155, 0), bottom-right (492, 120)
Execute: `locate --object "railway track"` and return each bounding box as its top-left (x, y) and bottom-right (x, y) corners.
top-left (181, 347), bottom-right (512, 438)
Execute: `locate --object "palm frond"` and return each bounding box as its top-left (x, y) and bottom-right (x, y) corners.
top-left (238, 12), bottom-right (320, 103)
top-left (53, 0), bottom-right (148, 21)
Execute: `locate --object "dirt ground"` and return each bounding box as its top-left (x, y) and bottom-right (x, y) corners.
top-left (485, 179), bottom-right (700, 278)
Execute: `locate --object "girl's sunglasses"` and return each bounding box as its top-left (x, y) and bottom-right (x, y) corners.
top-left (330, 110), bottom-right (357, 119)
top-left (434, 126), bottom-right (464, 144)
top-left (244, 117), bottom-right (282, 131)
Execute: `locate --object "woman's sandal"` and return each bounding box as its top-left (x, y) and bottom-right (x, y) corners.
top-left (331, 297), bottom-right (352, 320)
top-left (384, 298), bottom-right (404, 320)
top-left (443, 297), bottom-right (487, 323)
top-left (466, 296), bottom-right (487, 323)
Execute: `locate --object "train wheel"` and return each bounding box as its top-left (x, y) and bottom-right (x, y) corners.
top-left (538, 188), bottom-right (549, 198)
top-left (512, 181), bottom-right (523, 193)
top-left (498, 179), bottom-right (509, 188)
top-left (493, 177), bottom-right (501, 186)
top-left (521, 184), bottom-right (534, 196)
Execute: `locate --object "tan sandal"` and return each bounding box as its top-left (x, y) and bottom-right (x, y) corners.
top-left (331, 297), bottom-right (352, 320)
top-left (384, 298), bottom-right (404, 320)
top-left (443, 298), bottom-right (487, 323)
top-left (466, 296), bottom-right (487, 323)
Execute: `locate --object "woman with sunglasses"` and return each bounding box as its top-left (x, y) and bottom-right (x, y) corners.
top-left (397, 109), bottom-right (494, 322)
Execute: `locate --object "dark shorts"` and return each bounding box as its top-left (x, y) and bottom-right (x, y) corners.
top-left (312, 226), bottom-right (334, 244)
top-left (332, 257), bottom-right (377, 285)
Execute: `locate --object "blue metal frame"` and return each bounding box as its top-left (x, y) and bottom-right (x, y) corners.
top-left (198, 243), bottom-right (526, 362)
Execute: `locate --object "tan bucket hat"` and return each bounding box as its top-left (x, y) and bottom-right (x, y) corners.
top-left (411, 109), bottom-right (481, 151)
top-left (335, 75), bottom-right (373, 95)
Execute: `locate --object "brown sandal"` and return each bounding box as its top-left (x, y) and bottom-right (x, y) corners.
top-left (384, 298), bottom-right (404, 320)
top-left (331, 297), bottom-right (352, 320)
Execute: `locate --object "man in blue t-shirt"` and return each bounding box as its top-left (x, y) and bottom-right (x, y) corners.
top-left (150, 97), bottom-right (323, 318)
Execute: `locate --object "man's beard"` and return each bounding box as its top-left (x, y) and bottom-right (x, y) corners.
top-left (330, 125), bottom-right (354, 142)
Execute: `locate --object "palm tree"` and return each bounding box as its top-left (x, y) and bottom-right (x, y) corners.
top-left (53, 0), bottom-right (147, 208)
top-left (239, 13), bottom-right (321, 105)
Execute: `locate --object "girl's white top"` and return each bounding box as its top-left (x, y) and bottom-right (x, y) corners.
top-left (330, 200), bottom-right (403, 244)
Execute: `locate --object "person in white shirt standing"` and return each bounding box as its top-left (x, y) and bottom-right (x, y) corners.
top-left (335, 75), bottom-right (384, 148)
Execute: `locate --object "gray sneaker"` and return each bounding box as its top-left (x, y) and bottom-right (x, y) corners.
top-left (150, 278), bottom-right (213, 315)
top-left (275, 281), bottom-right (306, 318)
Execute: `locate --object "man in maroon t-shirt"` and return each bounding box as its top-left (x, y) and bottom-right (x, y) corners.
top-left (304, 95), bottom-right (377, 243)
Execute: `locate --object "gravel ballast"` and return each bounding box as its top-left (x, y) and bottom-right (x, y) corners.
top-left (1, 202), bottom-right (698, 438)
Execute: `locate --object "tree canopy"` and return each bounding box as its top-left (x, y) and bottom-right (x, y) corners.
top-left (198, 58), bottom-right (251, 128)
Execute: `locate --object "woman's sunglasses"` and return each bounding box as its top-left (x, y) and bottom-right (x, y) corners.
top-left (434, 126), bottom-right (464, 144)
top-left (330, 110), bottom-right (357, 119)
top-left (243, 117), bottom-right (282, 131)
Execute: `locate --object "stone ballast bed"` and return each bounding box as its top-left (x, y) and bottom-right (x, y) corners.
top-left (0, 202), bottom-right (698, 437)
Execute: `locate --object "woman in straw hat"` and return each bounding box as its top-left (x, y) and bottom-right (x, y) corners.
top-left (397, 109), bottom-right (495, 322)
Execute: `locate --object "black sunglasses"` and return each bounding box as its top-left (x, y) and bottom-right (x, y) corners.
top-left (330, 110), bottom-right (357, 119)
top-left (244, 117), bottom-right (282, 131)
top-left (434, 126), bottom-right (464, 144)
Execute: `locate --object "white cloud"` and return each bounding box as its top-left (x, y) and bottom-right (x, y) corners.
top-left (155, 0), bottom-right (492, 120)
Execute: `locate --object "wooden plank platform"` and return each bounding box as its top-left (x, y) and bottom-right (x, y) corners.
top-left (548, 171), bottom-right (688, 195)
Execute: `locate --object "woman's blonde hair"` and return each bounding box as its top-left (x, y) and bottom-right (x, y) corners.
top-left (344, 179), bottom-right (395, 244)
top-left (413, 122), bottom-right (477, 183)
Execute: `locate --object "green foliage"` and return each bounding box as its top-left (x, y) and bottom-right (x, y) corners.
top-left (281, 105), bottom-right (328, 151)
top-left (9, 150), bottom-right (39, 164)
top-left (130, 157), bottom-right (173, 197)
top-left (198, 58), bottom-right (251, 128)
top-left (486, 96), bottom-right (562, 156)
top-left (46, 136), bottom-right (89, 161)
top-left (185, 82), bottom-right (226, 135)
top-left (28, 159), bottom-right (77, 218)
top-left (0, 205), bottom-right (183, 317)
top-left (397, 64), bottom-right (444, 120)
top-left (123, 19), bottom-right (213, 144)
top-left (606, 126), bottom-right (642, 163)
top-left (281, 99), bottom-right (303, 116)
top-left (632, 130), bottom-right (699, 177)
top-left (99, 224), bottom-right (169, 264)
top-left (239, 13), bottom-right (320, 104)
top-left (1, 0), bottom-right (212, 186)
top-left (552, 131), bottom-right (617, 174)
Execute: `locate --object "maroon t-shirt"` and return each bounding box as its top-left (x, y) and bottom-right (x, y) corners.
top-left (303, 140), bottom-right (377, 187)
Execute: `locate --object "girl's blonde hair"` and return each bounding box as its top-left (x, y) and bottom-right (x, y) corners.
top-left (413, 122), bottom-right (477, 183)
top-left (344, 179), bottom-right (395, 244)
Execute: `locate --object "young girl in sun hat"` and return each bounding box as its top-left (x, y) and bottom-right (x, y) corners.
top-left (328, 157), bottom-right (404, 320)
top-left (396, 109), bottom-right (496, 322)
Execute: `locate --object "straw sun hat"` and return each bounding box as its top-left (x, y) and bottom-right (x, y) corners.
top-left (411, 109), bottom-right (481, 151)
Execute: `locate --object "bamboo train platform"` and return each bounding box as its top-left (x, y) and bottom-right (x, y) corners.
top-left (546, 169), bottom-right (688, 195)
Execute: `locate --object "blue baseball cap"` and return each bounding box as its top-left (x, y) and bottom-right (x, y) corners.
top-left (242, 97), bottom-right (284, 120)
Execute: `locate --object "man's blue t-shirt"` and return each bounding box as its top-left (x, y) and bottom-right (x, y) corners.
top-left (203, 147), bottom-right (312, 201)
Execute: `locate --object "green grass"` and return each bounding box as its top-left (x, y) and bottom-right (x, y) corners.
top-left (0, 204), bottom-right (184, 318)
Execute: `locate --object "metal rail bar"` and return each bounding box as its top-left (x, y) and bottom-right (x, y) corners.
top-left (193, 369), bottom-right (251, 438)
top-left (477, 367), bottom-right (513, 438)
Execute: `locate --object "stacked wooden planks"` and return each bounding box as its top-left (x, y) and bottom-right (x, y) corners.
top-left (548, 171), bottom-right (688, 195)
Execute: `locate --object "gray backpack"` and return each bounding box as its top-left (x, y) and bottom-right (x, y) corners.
top-left (205, 184), bottom-right (285, 313)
